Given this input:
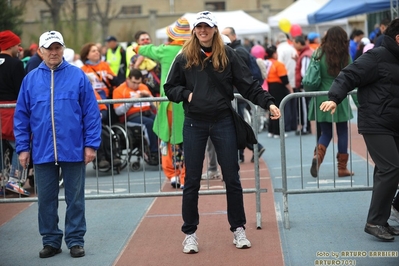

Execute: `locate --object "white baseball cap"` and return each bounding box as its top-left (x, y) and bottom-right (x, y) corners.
top-left (193, 11), bottom-right (217, 28)
top-left (221, 34), bottom-right (231, 45)
top-left (361, 37), bottom-right (371, 45)
top-left (39, 31), bottom-right (65, 48)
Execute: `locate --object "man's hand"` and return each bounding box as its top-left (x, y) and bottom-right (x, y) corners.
top-left (18, 151), bottom-right (30, 169)
top-left (84, 147), bottom-right (96, 165)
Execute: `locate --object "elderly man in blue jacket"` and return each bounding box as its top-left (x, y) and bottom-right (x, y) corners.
top-left (14, 31), bottom-right (101, 259)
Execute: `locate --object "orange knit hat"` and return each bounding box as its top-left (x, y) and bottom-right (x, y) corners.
top-left (166, 17), bottom-right (191, 41)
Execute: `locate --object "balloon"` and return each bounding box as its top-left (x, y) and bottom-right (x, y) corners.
top-left (278, 18), bottom-right (291, 33)
top-left (290, 24), bottom-right (302, 37)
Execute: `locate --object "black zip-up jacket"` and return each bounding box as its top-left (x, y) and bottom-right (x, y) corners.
top-left (0, 54), bottom-right (25, 101)
top-left (328, 35), bottom-right (399, 136)
top-left (164, 45), bottom-right (275, 121)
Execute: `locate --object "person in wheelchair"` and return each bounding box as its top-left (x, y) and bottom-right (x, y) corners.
top-left (94, 90), bottom-right (122, 169)
top-left (112, 69), bottom-right (159, 165)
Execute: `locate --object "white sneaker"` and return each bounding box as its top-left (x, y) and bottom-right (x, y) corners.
top-left (273, 133), bottom-right (288, 139)
top-left (201, 170), bottom-right (221, 180)
top-left (267, 133), bottom-right (274, 138)
top-left (182, 233), bottom-right (198, 254)
top-left (170, 176), bottom-right (180, 188)
top-left (233, 227), bottom-right (251, 249)
top-left (389, 206), bottom-right (399, 224)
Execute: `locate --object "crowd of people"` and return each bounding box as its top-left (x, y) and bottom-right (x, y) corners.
top-left (1, 9), bottom-right (399, 258)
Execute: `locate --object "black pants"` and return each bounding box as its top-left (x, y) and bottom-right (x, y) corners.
top-left (363, 134), bottom-right (399, 225)
top-left (268, 83), bottom-right (289, 135)
top-left (295, 90), bottom-right (311, 133)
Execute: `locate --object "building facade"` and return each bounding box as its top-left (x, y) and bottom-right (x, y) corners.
top-left (14, 0), bottom-right (294, 49)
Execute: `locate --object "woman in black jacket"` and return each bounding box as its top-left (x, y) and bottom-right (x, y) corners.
top-left (320, 18), bottom-right (399, 242)
top-left (164, 11), bottom-right (280, 254)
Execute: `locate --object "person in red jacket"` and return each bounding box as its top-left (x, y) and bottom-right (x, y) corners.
top-left (0, 30), bottom-right (30, 196)
top-left (293, 35), bottom-right (313, 135)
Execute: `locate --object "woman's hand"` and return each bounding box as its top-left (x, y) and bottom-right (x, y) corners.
top-left (286, 84), bottom-right (294, 94)
top-left (269, 104), bottom-right (281, 120)
top-left (320, 101), bottom-right (337, 114)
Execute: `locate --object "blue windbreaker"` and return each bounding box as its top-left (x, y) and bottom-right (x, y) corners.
top-left (14, 59), bottom-right (102, 164)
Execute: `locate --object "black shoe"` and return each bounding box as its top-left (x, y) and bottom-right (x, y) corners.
top-left (386, 223), bottom-right (399, 235)
top-left (39, 245), bottom-right (62, 258)
top-left (98, 159), bottom-right (110, 169)
top-left (112, 158), bottom-right (122, 166)
top-left (364, 223), bottom-right (394, 241)
top-left (147, 153), bottom-right (159, 166)
top-left (296, 130), bottom-right (309, 136)
top-left (70, 245), bottom-right (85, 258)
top-left (251, 147), bottom-right (266, 163)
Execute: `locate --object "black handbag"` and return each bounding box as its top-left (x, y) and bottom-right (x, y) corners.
top-left (204, 65), bottom-right (257, 149)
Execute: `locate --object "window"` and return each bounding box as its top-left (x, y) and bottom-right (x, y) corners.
top-left (120, 5), bottom-right (141, 15)
top-left (205, 2), bottom-right (225, 11)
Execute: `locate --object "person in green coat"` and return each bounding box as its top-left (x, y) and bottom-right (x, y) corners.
top-left (306, 26), bottom-right (356, 178)
top-left (137, 17), bottom-right (191, 188)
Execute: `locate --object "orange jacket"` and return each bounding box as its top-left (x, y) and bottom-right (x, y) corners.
top-left (112, 82), bottom-right (153, 122)
top-left (81, 62), bottom-right (115, 98)
top-left (94, 90), bottom-right (107, 111)
top-left (266, 59), bottom-right (288, 84)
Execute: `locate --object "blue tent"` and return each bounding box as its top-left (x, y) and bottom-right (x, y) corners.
top-left (307, 0), bottom-right (391, 24)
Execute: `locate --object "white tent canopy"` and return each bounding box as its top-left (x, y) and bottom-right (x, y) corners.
top-left (156, 10), bottom-right (270, 41)
top-left (268, 0), bottom-right (348, 28)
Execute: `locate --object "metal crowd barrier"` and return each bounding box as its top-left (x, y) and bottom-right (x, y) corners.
top-left (0, 95), bottom-right (266, 228)
top-left (277, 90), bottom-right (374, 229)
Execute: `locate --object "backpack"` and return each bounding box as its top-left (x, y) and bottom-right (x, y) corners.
top-left (247, 53), bottom-right (264, 84)
top-left (235, 47), bottom-right (264, 84)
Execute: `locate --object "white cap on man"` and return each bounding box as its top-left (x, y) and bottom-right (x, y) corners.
top-left (221, 34), bottom-right (231, 45)
top-left (39, 31), bottom-right (65, 48)
top-left (193, 11), bottom-right (218, 28)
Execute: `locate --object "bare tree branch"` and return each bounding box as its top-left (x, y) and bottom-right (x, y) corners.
top-left (92, 0), bottom-right (121, 41)
top-left (40, 0), bottom-right (67, 30)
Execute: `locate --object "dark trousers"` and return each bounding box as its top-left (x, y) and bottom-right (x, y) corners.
top-left (181, 116), bottom-right (246, 234)
top-left (236, 101), bottom-right (263, 158)
top-left (296, 92), bottom-right (311, 133)
top-left (268, 83), bottom-right (289, 135)
top-left (128, 112), bottom-right (158, 153)
top-left (319, 122), bottom-right (349, 153)
top-left (363, 134), bottom-right (399, 225)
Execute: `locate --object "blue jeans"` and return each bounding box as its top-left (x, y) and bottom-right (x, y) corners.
top-left (319, 122), bottom-right (348, 153)
top-left (182, 116), bottom-right (246, 234)
top-left (35, 162), bottom-right (86, 249)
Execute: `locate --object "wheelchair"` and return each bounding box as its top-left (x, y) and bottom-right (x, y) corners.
top-left (93, 124), bottom-right (128, 174)
top-left (110, 122), bottom-right (155, 171)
